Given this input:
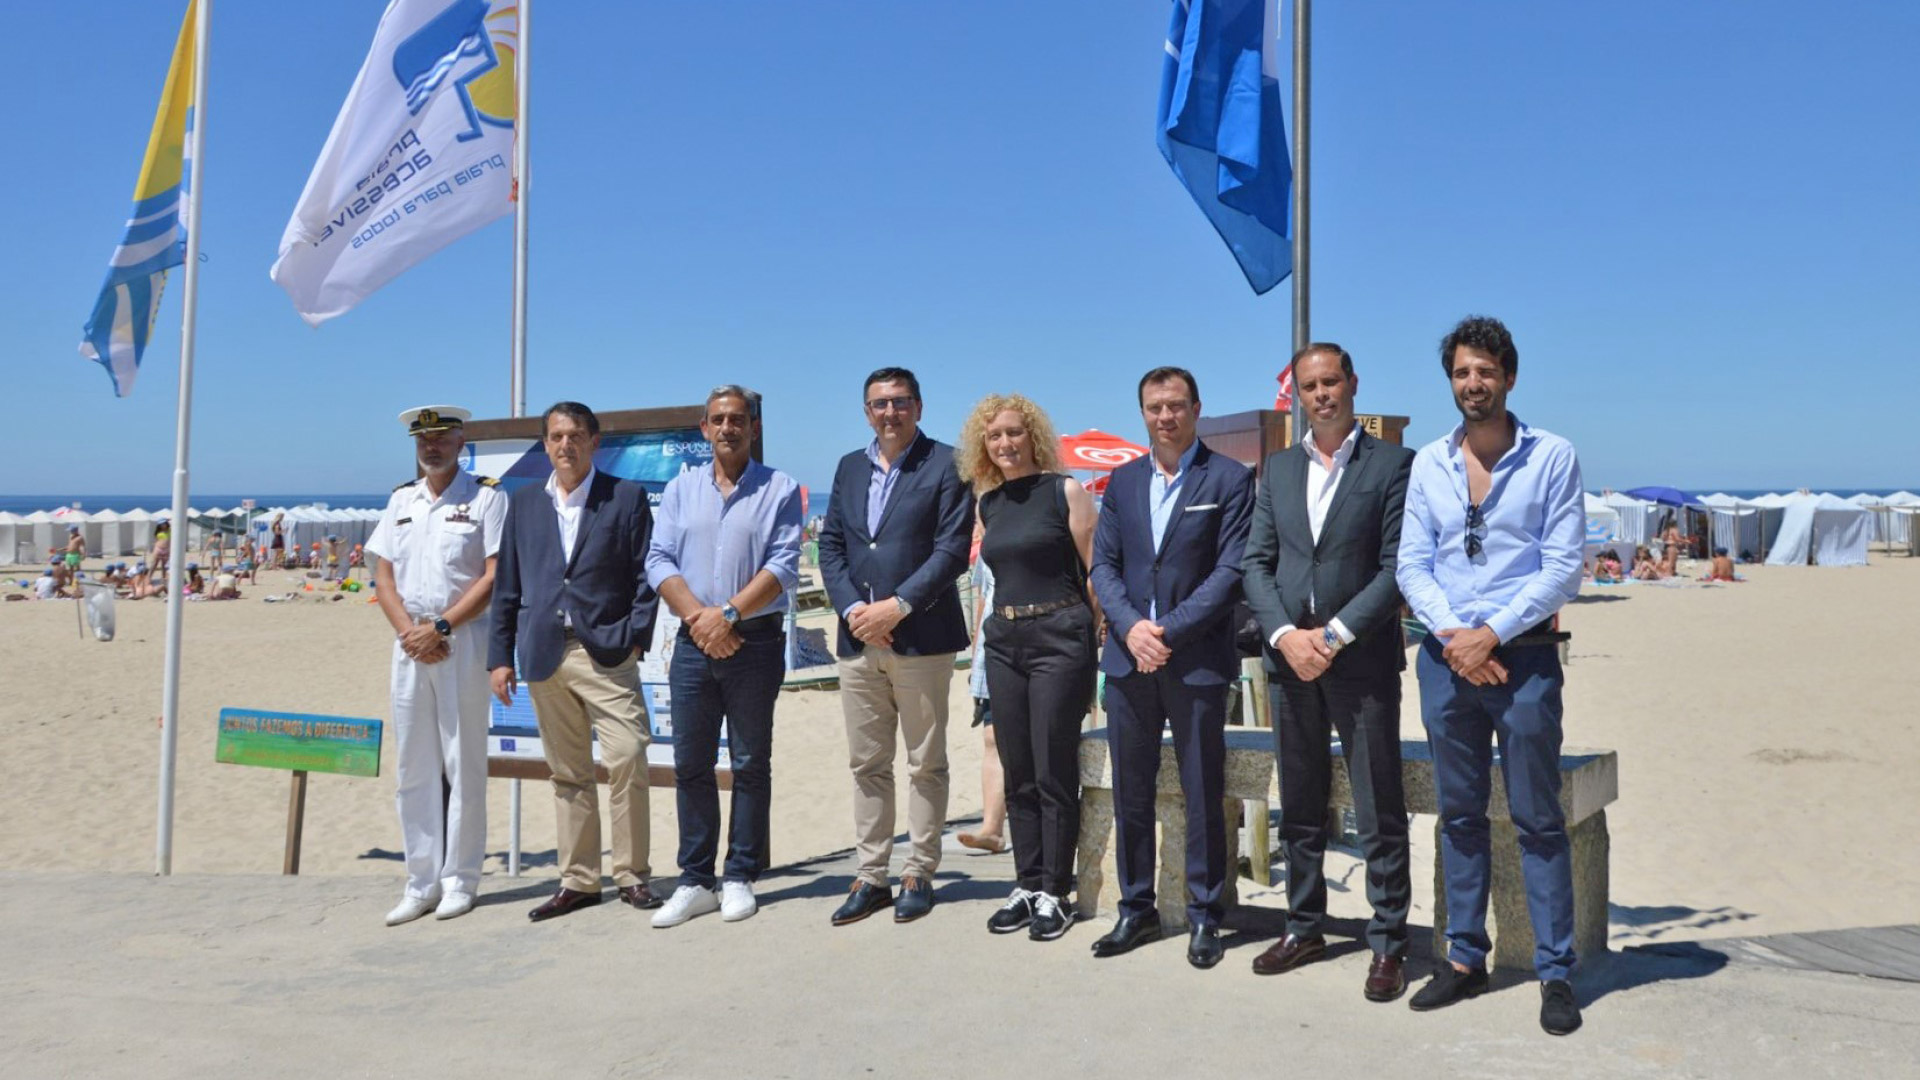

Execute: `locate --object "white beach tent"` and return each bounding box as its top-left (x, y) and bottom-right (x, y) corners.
top-left (22, 510), bottom-right (57, 563)
top-left (0, 512), bottom-right (23, 565)
top-left (92, 509), bottom-right (126, 557)
top-left (1765, 493), bottom-right (1871, 566)
top-left (1851, 492), bottom-right (1919, 547)
top-left (121, 508), bottom-right (155, 556)
top-left (1601, 493), bottom-right (1662, 545)
top-left (1584, 494), bottom-right (1620, 543)
top-left (1699, 494), bottom-right (1784, 561)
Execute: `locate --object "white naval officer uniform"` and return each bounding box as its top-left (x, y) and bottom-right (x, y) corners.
top-left (366, 469), bottom-right (507, 902)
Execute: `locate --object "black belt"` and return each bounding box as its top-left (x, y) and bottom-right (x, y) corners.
top-left (995, 597), bottom-right (1083, 620)
top-left (1503, 619), bottom-right (1569, 649)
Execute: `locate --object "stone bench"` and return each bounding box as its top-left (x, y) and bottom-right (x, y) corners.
top-left (1075, 728), bottom-right (1617, 971)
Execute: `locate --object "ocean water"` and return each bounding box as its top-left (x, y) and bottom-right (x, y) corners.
top-left (0, 494), bottom-right (388, 515)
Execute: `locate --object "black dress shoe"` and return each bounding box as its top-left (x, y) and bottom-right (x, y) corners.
top-left (1539, 979), bottom-right (1582, 1035)
top-left (1187, 924), bottom-right (1224, 969)
top-left (830, 881), bottom-right (893, 926)
top-left (617, 882), bottom-right (662, 910)
top-left (1408, 964), bottom-right (1490, 1011)
top-left (1090, 912), bottom-right (1164, 958)
top-left (893, 875), bottom-right (934, 923)
top-left (528, 887), bottom-right (602, 922)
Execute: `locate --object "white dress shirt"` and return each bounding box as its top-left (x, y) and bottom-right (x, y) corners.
top-left (1270, 424), bottom-right (1359, 649)
top-left (546, 467), bottom-right (595, 627)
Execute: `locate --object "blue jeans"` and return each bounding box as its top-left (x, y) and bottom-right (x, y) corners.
top-left (1417, 637), bottom-right (1576, 981)
top-left (670, 617), bottom-right (785, 889)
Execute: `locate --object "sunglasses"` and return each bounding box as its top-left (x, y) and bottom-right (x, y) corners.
top-left (1465, 503), bottom-right (1486, 558)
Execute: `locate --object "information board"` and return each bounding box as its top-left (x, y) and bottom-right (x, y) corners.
top-left (216, 708), bottom-right (383, 777)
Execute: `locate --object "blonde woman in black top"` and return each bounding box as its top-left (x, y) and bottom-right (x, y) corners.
top-left (957, 393), bottom-right (1098, 941)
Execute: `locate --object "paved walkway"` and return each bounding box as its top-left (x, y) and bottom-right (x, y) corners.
top-left (4, 862), bottom-right (1917, 1079)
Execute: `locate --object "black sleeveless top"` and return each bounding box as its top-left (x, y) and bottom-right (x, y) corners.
top-left (979, 473), bottom-right (1084, 608)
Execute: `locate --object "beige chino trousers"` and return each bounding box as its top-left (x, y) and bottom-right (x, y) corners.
top-left (839, 646), bottom-right (954, 886)
top-left (527, 640), bottom-right (651, 892)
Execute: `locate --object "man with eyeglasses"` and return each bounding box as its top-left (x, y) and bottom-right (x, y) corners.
top-left (1396, 316), bottom-right (1587, 1036)
top-left (818, 367), bottom-right (975, 926)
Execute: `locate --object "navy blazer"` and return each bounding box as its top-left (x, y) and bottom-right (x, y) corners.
top-left (487, 471), bottom-right (659, 683)
top-left (817, 434), bottom-right (975, 658)
top-left (1090, 441), bottom-right (1254, 685)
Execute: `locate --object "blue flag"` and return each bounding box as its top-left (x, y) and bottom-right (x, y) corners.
top-left (1157, 0), bottom-right (1292, 294)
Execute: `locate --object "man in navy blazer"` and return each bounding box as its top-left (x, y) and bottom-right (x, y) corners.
top-left (817, 367), bottom-right (975, 926)
top-left (1088, 367), bottom-right (1254, 969)
top-left (488, 402), bottom-right (660, 922)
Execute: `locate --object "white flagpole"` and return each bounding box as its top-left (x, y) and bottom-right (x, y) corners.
top-left (157, 0), bottom-right (211, 876)
top-left (507, 0), bottom-right (530, 877)
top-left (510, 0), bottom-right (530, 419)
top-left (1288, 0), bottom-right (1310, 445)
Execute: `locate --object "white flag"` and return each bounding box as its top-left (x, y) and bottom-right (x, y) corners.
top-left (271, 0), bottom-right (518, 326)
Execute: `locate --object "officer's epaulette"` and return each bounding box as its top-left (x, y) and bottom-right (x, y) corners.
top-left (393, 478), bottom-right (419, 492)
top-left (476, 476), bottom-right (500, 487)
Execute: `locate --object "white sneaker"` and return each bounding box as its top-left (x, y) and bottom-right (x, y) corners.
top-left (433, 891), bottom-right (475, 920)
top-left (650, 884), bottom-right (720, 928)
top-left (720, 880), bottom-right (758, 922)
top-left (385, 892), bottom-right (440, 927)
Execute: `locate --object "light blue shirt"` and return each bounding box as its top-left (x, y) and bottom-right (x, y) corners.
top-left (969, 558), bottom-right (994, 699)
top-left (646, 460), bottom-right (804, 614)
top-left (1145, 438), bottom-right (1199, 620)
top-left (1147, 438), bottom-right (1200, 555)
top-left (1396, 415), bottom-right (1585, 643)
top-left (865, 430), bottom-right (923, 537)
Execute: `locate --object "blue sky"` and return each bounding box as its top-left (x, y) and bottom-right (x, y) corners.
top-left (6, 1), bottom-right (1917, 499)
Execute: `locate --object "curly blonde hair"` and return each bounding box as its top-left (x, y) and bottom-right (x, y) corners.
top-left (955, 393), bottom-right (1063, 494)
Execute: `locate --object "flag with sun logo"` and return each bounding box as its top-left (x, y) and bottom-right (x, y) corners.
top-left (78, 0), bottom-right (198, 397)
top-left (271, 0), bottom-right (519, 326)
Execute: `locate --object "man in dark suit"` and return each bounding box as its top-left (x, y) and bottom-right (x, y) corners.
top-left (817, 367), bottom-right (975, 925)
top-left (1088, 367), bottom-right (1253, 969)
top-left (1242, 344), bottom-right (1417, 1001)
top-left (488, 401), bottom-right (660, 922)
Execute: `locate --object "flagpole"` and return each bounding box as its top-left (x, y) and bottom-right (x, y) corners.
top-left (1288, 0), bottom-right (1310, 446)
top-left (157, 0), bottom-right (211, 876)
top-left (507, 0), bottom-right (531, 878)
top-left (509, 0), bottom-right (530, 419)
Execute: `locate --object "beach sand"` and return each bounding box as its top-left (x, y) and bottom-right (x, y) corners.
top-left (1, 555), bottom-right (1916, 944)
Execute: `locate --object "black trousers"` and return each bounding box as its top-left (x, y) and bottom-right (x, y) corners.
top-left (1270, 666), bottom-right (1411, 957)
top-left (1104, 670), bottom-right (1228, 927)
top-left (983, 604), bottom-right (1096, 897)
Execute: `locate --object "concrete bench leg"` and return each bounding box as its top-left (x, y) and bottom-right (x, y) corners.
top-left (1076, 787), bottom-right (1114, 920)
top-left (1430, 810), bottom-right (1612, 972)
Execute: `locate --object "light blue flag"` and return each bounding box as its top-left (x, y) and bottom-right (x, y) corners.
top-left (1157, 0), bottom-right (1292, 294)
top-left (79, 1), bottom-right (198, 397)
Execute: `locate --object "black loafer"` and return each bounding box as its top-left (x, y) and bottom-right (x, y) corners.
top-left (893, 875), bottom-right (934, 923)
top-left (830, 881), bottom-right (893, 926)
top-left (1090, 911), bottom-right (1164, 958)
top-left (1187, 924), bottom-right (1224, 969)
top-left (1409, 964), bottom-right (1489, 1011)
top-left (1540, 979), bottom-right (1582, 1035)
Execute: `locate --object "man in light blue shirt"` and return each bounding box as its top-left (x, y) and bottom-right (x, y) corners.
top-left (643, 385), bottom-right (803, 928)
top-left (1396, 316), bottom-right (1587, 1037)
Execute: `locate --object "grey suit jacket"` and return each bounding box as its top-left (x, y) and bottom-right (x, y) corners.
top-left (1241, 430), bottom-right (1414, 680)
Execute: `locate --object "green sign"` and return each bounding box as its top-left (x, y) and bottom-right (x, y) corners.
top-left (216, 708), bottom-right (382, 778)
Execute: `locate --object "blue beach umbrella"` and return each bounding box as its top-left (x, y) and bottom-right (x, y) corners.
top-left (1622, 486), bottom-right (1702, 508)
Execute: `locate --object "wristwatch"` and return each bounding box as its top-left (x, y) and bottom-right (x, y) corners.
top-left (895, 596), bottom-right (913, 617)
top-left (1321, 626), bottom-right (1343, 654)
top-left (434, 616), bottom-right (453, 638)
top-left (721, 603), bottom-right (740, 625)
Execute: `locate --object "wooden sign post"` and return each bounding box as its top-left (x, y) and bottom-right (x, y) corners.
top-left (215, 708), bottom-right (382, 874)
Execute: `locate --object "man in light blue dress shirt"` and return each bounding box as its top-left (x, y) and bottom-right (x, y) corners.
top-left (644, 385), bottom-right (803, 928)
top-left (1396, 316), bottom-right (1587, 1036)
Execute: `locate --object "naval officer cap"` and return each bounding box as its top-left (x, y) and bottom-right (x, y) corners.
top-left (399, 405), bottom-right (471, 436)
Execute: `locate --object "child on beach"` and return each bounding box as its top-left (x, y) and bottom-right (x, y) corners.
top-left (324, 536), bottom-right (342, 581)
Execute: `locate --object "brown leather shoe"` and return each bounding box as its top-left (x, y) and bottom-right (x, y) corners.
top-left (618, 882), bottom-right (662, 910)
top-left (528, 887), bottom-right (602, 922)
top-left (1364, 953), bottom-right (1407, 1002)
top-left (1250, 933), bottom-right (1326, 975)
